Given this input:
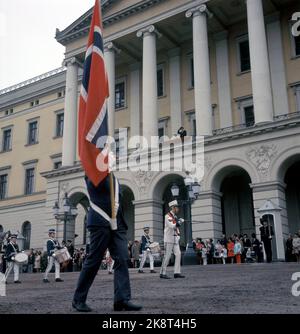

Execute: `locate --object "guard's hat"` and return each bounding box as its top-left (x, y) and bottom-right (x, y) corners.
top-left (10, 234), bottom-right (17, 238)
top-left (48, 229), bottom-right (56, 234)
top-left (143, 226), bottom-right (150, 231)
top-left (169, 200), bottom-right (179, 208)
top-left (260, 217), bottom-right (267, 225)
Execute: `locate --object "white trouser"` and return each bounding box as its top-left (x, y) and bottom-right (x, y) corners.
top-left (44, 256), bottom-right (60, 279)
top-left (160, 242), bottom-right (181, 275)
top-left (139, 250), bottom-right (154, 271)
top-left (5, 261), bottom-right (19, 281)
top-left (107, 259), bottom-right (115, 273)
top-left (203, 257), bottom-right (207, 266)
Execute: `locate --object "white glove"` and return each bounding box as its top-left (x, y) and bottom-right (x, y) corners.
top-left (179, 218), bottom-right (185, 223)
top-left (12, 257), bottom-right (15, 261)
top-left (52, 253), bottom-right (56, 257)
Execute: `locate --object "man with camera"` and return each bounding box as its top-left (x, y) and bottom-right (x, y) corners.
top-left (160, 200), bottom-right (185, 279)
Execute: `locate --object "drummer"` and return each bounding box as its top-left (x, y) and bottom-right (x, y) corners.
top-left (138, 226), bottom-right (156, 274)
top-left (4, 234), bottom-right (22, 283)
top-left (43, 229), bottom-right (63, 283)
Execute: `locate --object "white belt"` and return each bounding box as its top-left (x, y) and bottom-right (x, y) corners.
top-left (89, 178), bottom-right (119, 223)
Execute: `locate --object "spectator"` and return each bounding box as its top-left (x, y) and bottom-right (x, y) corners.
top-left (286, 234), bottom-right (294, 262)
top-left (214, 240), bottom-right (222, 264)
top-left (27, 249), bottom-right (35, 273)
top-left (220, 234), bottom-right (228, 247)
top-left (227, 238), bottom-right (235, 264)
top-left (292, 233), bottom-right (300, 263)
top-left (221, 245), bottom-right (227, 264)
top-left (131, 240), bottom-right (140, 268)
top-left (34, 251), bottom-right (41, 273)
top-left (67, 240), bottom-right (74, 272)
top-left (195, 238), bottom-right (203, 265)
top-left (251, 233), bottom-right (263, 263)
top-left (234, 238), bottom-right (242, 264)
top-left (242, 234), bottom-right (251, 263)
top-left (201, 242), bottom-right (207, 266)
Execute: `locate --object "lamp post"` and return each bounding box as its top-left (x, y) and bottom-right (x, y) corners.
top-left (170, 173), bottom-right (200, 265)
top-left (52, 193), bottom-right (78, 242)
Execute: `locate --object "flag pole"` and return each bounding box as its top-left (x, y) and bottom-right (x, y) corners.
top-left (109, 171), bottom-right (115, 220)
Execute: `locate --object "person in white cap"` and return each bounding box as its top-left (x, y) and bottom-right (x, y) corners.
top-left (138, 226), bottom-right (156, 274)
top-left (43, 229), bottom-right (63, 283)
top-left (160, 200), bottom-right (185, 279)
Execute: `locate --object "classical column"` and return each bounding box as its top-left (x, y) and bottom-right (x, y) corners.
top-left (129, 63), bottom-right (141, 138)
top-left (168, 48), bottom-right (182, 136)
top-left (214, 31), bottom-right (233, 129)
top-left (246, 0), bottom-right (274, 123)
top-left (266, 14), bottom-right (289, 116)
top-left (104, 42), bottom-right (120, 137)
top-left (186, 5), bottom-right (213, 136)
top-left (137, 25), bottom-right (160, 146)
top-left (62, 57), bottom-right (79, 167)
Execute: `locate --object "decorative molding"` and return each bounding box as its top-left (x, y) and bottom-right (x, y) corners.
top-left (104, 42), bottom-right (121, 54)
top-left (246, 144), bottom-right (278, 175)
top-left (133, 169), bottom-right (155, 195)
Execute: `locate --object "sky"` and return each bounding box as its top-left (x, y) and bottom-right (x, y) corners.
top-left (0, 0), bottom-right (96, 90)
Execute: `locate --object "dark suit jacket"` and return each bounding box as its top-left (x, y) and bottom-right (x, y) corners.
top-left (5, 242), bottom-right (19, 261)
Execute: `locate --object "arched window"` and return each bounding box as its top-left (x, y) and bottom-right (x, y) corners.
top-left (22, 221), bottom-right (31, 250)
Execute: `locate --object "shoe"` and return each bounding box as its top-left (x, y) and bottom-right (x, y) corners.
top-left (55, 278), bottom-right (64, 282)
top-left (150, 270), bottom-right (156, 273)
top-left (174, 274), bottom-right (185, 278)
top-left (43, 278), bottom-right (50, 283)
top-left (138, 270), bottom-right (144, 273)
top-left (160, 274), bottom-right (171, 279)
top-left (114, 300), bottom-right (143, 311)
top-left (72, 301), bottom-right (92, 312)
top-left (108, 271), bottom-right (113, 275)
top-left (14, 280), bottom-right (21, 284)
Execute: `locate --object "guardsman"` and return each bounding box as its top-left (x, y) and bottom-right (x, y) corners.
top-left (259, 217), bottom-right (274, 263)
top-left (138, 226), bottom-right (156, 274)
top-left (4, 234), bottom-right (21, 283)
top-left (160, 200), bottom-right (185, 279)
top-left (43, 229), bottom-right (63, 283)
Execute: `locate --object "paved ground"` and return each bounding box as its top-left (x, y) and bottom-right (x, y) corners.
top-left (1, 262), bottom-right (300, 314)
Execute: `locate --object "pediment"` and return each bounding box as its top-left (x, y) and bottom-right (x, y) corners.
top-left (56, 0), bottom-right (166, 46)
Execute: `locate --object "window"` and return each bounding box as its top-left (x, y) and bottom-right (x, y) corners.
top-left (237, 36), bottom-right (251, 72)
top-left (54, 161), bottom-right (62, 170)
top-left (24, 168), bottom-right (35, 195)
top-left (189, 56), bottom-right (194, 89)
top-left (0, 174), bottom-right (8, 200)
top-left (158, 126), bottom-right (164, 139)
top-left (158, 118), bottom-right (168, 140)
top-left (244, 106), bottom-right (255, 127)
top-left (58, 91), bottom-right (65, 98)
top-left (27, 121), bottom-right (38, 145)
top-left (2, 128), bottom-right (12, 152)
top-left (237, 97), bottom-right (255, 127)
top-left (56, 113), bottom-right (64, 137)
top-left (157, 65), bottom-right (165, 97)
top-left (115, 79), bottom-right (126, 109)
top-left (22, 222), bottom-right (31, 250)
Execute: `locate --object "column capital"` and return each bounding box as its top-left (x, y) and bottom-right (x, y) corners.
top-left (136, 25), bottom-right (162, 39)
top-left (186, 4), bottom-right (213, 19)
top-left (63, 57), bottom-right (81, 68)
top-left (104, 42), bottom-right (121, 54)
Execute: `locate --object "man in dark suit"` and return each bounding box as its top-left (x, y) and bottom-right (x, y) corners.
top-left (72, 175), bottom-right (142, 312)
top-left (260, 217), bottom-right (274, 263)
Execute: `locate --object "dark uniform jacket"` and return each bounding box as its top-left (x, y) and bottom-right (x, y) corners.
top-left (140, 234), bottom-right (151, 252)
top-left (5, 242), bottom-right (19, 262)
top-left (47, 239), bottom-right (60, 257)
top-left (260, 225), bottom-right (274, 240)
top-left (85, 175), bottom-right (128, 230)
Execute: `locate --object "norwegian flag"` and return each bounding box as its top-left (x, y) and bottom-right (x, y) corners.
top-left (78, 0), bottom-right (109, 186)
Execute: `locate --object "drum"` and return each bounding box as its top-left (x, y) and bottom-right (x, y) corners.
top-left (149, 242), bottom-right (160, 254)
top-left (54, 247), bottom-right (71, 264)
top-left (14, 252), bottom-right (28, 265)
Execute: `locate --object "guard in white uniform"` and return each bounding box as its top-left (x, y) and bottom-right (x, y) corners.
top-left (160, 201), bottom-right (185, 279)
top-left (4, 234), bottom-right (21, 283)
top-left (43, 229), bottom-right (63, 283)
top-left (138, 226), bottom-right (156, 273)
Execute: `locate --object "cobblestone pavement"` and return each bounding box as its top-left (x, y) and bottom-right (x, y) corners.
top-left (1, 262), bottom-right (300, 314)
